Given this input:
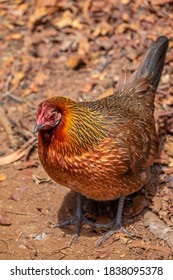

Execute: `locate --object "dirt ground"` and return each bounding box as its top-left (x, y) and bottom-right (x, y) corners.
top-left (0, 0), bottom-right (173, 260)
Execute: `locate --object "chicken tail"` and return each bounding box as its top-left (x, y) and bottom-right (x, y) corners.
top-left (132, 36), bottom-right (169, 90)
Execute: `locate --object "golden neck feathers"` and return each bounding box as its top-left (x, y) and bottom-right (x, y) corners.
top-left (38, 96), bottom-right (107, 157)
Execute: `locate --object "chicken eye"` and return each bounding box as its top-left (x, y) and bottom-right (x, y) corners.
top-left (49, 110), bottom-right (57, 120)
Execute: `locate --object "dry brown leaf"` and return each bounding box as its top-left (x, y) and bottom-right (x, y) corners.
top-left (0, 173), bottom-right (7, 181)
top-left (35, 0), bottom-right (60, 15)
top-left (0, 10), bottom-right (6, 17)
top-left (165, 140), bottom-right (173, 157)
top-left (93, 21), bottom-right (112, 37)
top-left (129, 240), bottom-right (171, 256)
top-left (15, 0), bottom-right (23, 3)
top-left (11, 71), bottom-right (25, 86)
top-left (32, 174), bottom-right (51, 185)
top-left (143, 211), bottom-right (173, 252)
top-left (150, 0), bottom-right (173, 5)
top-left (115, 23), bottom-right (127, 34)
top-left (131, 195), bottom-right (148, 217)
top-left (92, 26), bottom-right (101, 38)
top-left (0, 138), bottom-right (36, 166)
top-left (161, 74), bottom-right (170, 84)
top-left (121, 0), bottom-right (131, 4)
top-left (72, 18), bottom-right (83, 30)
top-left (29, 83), bottom-right (39, 93)
top-left (6, 33), bottom-right (23, 40)
top-left (95, 250), bottom-right (110, 259)
top-left (152, 196), bottom-right (162, 213)
top-left (122, 12), bottom-right (130, 22)
top-left (82, 0), bottom-right (92, 24)
top-left (81, 82), bottom-right (96, 93)
top-left (53, 10), bottom-right (73, 29)
top-left (10, 193), bottom-right (23, 202)
top-left (78, 37), bottom-right (90, 58)
top-left (18, 3), bottom-right (28, 12)
top-left (100, 21), bottom-right (112, 36)
top-left (98, 88), bottom-right (114, 99)
top-left (22, 88), bottom-right (32, 96)
top-left (28, 7), bottom-right (47, 29)
top-left (65, 54), bottom-right (84, 69)
top-left (36, 0), bottom-right (57, 7)
top-left (0, 211), bottom-right (12, 226)
top-left (34, 72), bottom-right (47, 86)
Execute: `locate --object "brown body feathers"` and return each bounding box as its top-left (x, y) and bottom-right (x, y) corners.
top-left (35, 37), bottom-right (168, 202)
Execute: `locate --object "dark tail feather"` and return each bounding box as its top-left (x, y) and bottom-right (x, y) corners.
top-left (132, 36), bottom-right (169, 90)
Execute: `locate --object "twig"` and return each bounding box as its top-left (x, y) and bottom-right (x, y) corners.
top-left (5, 210), bottom-right (36, 216)
top-left (0, 106), bottom-right (18, 148)
top-left (4, 92), bottom-right (23, 103)
top-left (3, 74), bottom-right (22, 103)
top-left (5, 74), bottom-right (13, 92)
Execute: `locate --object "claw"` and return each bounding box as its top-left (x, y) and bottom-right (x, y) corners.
top-left (96, 196), bottom-right (134, 246)
top-left (97, 225), bottom-right (133, 247)
top-left (56, 194), bottom-right (134, 247)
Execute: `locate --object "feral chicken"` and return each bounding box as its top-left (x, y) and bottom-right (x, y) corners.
top-left (34, 36), bottom-right (168, 245)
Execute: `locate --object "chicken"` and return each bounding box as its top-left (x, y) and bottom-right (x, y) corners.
top-left (34, 36), bottom-right (168, 245)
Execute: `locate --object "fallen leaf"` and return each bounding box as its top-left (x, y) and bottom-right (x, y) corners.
top-left (98, 37), bottom-right (113, 51)
top-left (165, 140), bottom-right (173, 157)
top-left (10, 193), bottom-right (23, 202)
top-left (82, 0), bottom-right (92, 24)
top-left (0, 138), bottom-right (36, 166)
top-left (122, 12), bottom-right (130, 22)
top-left (65, 54), bottom-right (84, 69)
top-left (121, 0), bottom-right (131, 4)
top-left (143, 211), bottom-right (173, 252)
top-left (17, 160), bottom-right (38, 170)
top-left (53, 10), bottom-right (73, 29)
top-left (72, 18), bottom-right (83, 30)
top-left (34, 72), bottom-right (47, 86)
top-left (98, 88), bottom-right (114, 99)
top-left (22, 88), bottom-right (32, 96)
top-left (0, 10), bottom-right (6, 17)
top-left (95, 250), bottom-right (110, 259)
top-left (150, 0), bottom-right (173, 5)
top-left (128, 240), bottom-right (171, 256)
top-left (78, 37), bottom-right (90, 58)
top-left (0, 173), bottom-right (7, 181)
top-left (161, 74), bottom-right (170, 84)
top-left (36, 0), bottom-right (57, 7)
top-left (6, 33), bottom-right (23, 40)
top-left (100, 21), bottom-right (112, 36)
top-left (32, 174), bottom-right (51, 185)
top-left (28, 7), bottom-right (47, 29)
top-left (18, 3), bottom-right (28, 13)
top-left (131, 195), bottom-right (148, 217)
top-left (92, 26), bottom-right (101, 38)
top-left (152, 196), bottom-right (162, 212)
top-left (0, 211), bottom-right (12, 226)
top-left (81, 82), bottom-right (96, 93)
top-left (11, 71), bottom-right (25, 86)
top-left (93, 21), bottom-right (112, 38)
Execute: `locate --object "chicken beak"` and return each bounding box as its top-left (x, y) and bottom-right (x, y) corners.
top-left (33, 123), bottom-right (43, 134)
